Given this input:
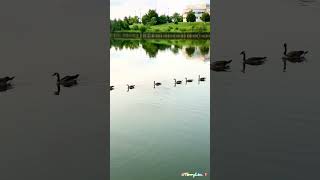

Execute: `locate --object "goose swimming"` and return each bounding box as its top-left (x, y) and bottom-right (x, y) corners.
top-left (127, 84), bottom-right (135, 89)
top-left (283, 43), bottom-right (308, 58)
top-left (154, 81), bottom-right (161, 86)
top-left (174, 79), bottom-right (182, 84)
top-left (52, 73), bottom-right (79, 86)
top-left (240, 51), bottom-right (267, 65)
top-left (198, 75), bottom-right (206, 81)
top-left (185, 78), bottom-right (193, 83)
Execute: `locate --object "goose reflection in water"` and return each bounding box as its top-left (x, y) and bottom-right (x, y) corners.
top-left (282, 56), bottom-right (307, 72)
top-left (241, 60), bottom-right (266, 73)
top-left (52, 73), bottom-right (79, 95)
top-left (53, 80), bottom-right (78, 95)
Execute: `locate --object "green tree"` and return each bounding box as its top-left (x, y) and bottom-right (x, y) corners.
top-left (142, 9), bottom-right (159, 25)
top-left (186, 11), bottom-right (196, 22)
top-left (142, 14), bottom-right (150, 25)
top-left (149, 17), bottom-right (158, 25)
top-left (158, 15), bottom-right (168, 24)
top-left (200, 12), bottom-right (210, 22)
top-left (172, 13), bottom-right (183, 23)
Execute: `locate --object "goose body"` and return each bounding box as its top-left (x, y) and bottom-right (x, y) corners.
top-left (154, 81), bottom-right (161, 86)
top-left (174, 79), bottom-right (182, 84)
top-left (283, 43), bottom-right (308, 58)
top-left (212, 60), bottom-right (232, 66)
top-left (52, 73), bottom-right (79, 86)
top-left (0, 76), bottom-right (15, 84)
top-left (127, 84), bottom-right (135, 89)
top-left (185, 78), bottom-right (193, 83)
top-left (240, 51), bottom-right (267, 65)
top-left (198, 75), bottom-right (206, 81)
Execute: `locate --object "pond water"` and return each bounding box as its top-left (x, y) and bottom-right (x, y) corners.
top-left (213, 0), bottom-right (320, 179)
top-left (110, 39), bottom-right (210, 180)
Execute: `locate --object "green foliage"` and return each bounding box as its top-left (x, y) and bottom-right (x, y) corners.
top-left (185, 46), bottom-right (196, 57)
top-left (172, 13), bottom-right (183, 23)
top-left (158, 15), bottom-right (168, 25)
top-left (149, 17), bottom-right (158, 26)
top-left (186, 11), bottom-right (196, 22)
top-left (200, 12), bottom-right (210, 22)
top-left (142, 9), bottom-right (159, 25)
top-left (167, 16), bottom-right (172, 23)
top-left (110, 19), bottom-right (130, 32)
top-left (131, 25), bottom-right (139, 30)
top-left (139, 25), bottom-right (147, 33)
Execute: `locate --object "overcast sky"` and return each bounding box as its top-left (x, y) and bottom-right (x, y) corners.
top-left (110, 0), bottom-right (210, 19)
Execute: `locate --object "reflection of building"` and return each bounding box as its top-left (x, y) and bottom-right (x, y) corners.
top-left (182, 3), bottom-right (210, 22)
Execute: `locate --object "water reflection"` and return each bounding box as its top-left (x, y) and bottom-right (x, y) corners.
top-left (111, 39), bottom-right (210, 60)
top-left (53, 81), bottom-right (78, 96)
top-left (282, 57), bottom-right (307, 72)
top-left (0, 84), bottom-right (14, 92)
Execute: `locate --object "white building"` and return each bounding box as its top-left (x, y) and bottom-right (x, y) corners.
top-left (182, 3), bottom-right (210, 22)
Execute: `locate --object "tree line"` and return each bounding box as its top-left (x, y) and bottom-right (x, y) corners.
top-left (111, 9), bottom-right (210, 32)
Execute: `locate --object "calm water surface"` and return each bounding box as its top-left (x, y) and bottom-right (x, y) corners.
top-left (111, 39), bottom-right (210, 180)
top-left (213, 0), bottom-right (320, 179)
top-left (0, 0), bottom-right (107, 179)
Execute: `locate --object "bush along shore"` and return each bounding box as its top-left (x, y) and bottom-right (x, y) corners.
top-left (110, 10), bottom-right (210, 39)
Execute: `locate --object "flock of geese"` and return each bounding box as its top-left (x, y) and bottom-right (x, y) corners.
top-left (0, 73), bottom-right (80, 95)
top-left (211, 43), bottom-right (309, 72)
top-left (0, 72), bottom-right (206, 94)
top-left (110, 75), bottom-right (206, 92)
top-left (1, 43), bottom-right (305, 93)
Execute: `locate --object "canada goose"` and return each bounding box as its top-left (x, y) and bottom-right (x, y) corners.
top-left (212, 60), bottom-right (232, 66)
top-left (110, 86), bottom-right (114, 90)
top-left (198, 75), bottom-right (206, 81)
top-left (127, 84), bottom-right (135, 89)
top-left (52, 73), bottom-right (79, 86)
top-left (174, 79), bottom-right (182, 84)
top-left (0, 76), bottom-right (15, 85)
top-left (240, 51), bottom-right (267, 65)
top-left (185, 78), bottom-right (193, 83)
top-left (283, 43), bottom-right (308, 58)
top-left (154, 81), bottom-right (161, 86)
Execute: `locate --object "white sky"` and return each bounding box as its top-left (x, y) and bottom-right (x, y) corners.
top-left (110, 0), bottom-right (210, 19)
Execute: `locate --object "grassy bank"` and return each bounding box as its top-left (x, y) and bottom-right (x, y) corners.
top-left (113, 22), bottom-right (210, 33)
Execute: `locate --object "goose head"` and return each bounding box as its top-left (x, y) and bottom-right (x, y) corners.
top-left (240, 51), bottom-right (245, 55)
top-left (283, 43), bottom-right (287, 48)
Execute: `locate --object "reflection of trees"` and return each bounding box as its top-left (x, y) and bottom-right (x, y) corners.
top-left (200, 46), bottom-right (210, 56)
top-left (171, 45), bottom-right (182, 54)
top-left (110, 39), bottom-right (140, 50)
top-left (110, 39), bottom-right (210, 58)
top-left (185, 46), bottom-right (196, 57)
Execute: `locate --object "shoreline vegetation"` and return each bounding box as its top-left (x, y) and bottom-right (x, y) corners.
top-left (110, 9), bottom-right (211, 39)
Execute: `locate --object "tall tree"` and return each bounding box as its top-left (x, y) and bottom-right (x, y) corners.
top-left (200, 12), bottom-right (210, 22)
top-left (186, 11), bottom-right (196, 22)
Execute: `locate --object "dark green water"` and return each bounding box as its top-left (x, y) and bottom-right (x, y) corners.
top-left (111, 39), bottom-right (210, 180)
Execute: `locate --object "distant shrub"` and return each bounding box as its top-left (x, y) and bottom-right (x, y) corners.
top-left (154, 28), bottom-right (160, 32)
top-left (131, 25), bottom-right (139, 30)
